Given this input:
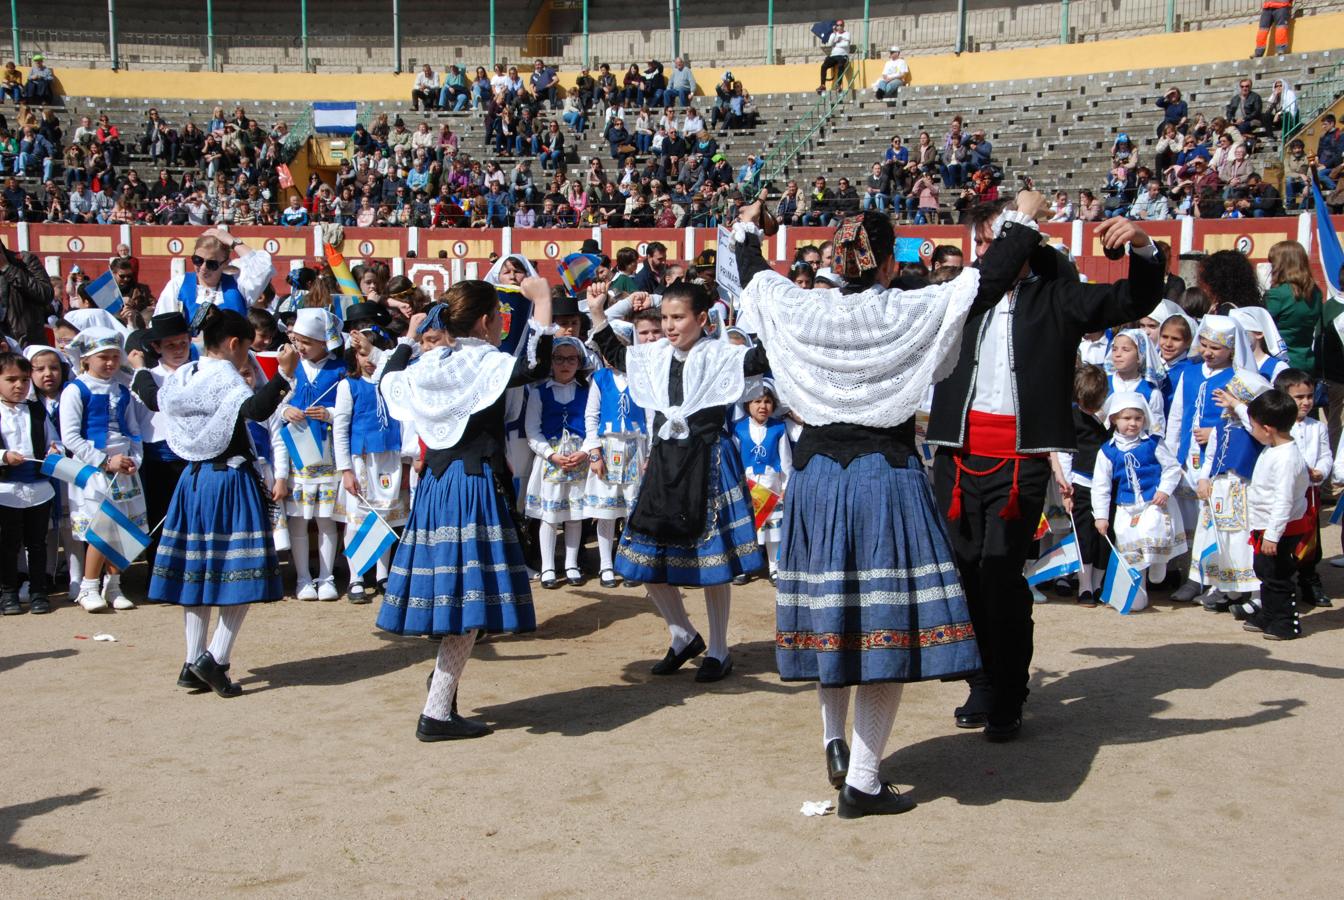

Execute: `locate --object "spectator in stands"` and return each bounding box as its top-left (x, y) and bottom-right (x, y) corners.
top-left (1129, 180), bottom-right (1170, 220)
top-left (23, 54), bottom-right (53, 106)
top-left (574, 66), bottom-right (596, 109)
top-left (641, 59), bottom-right (667, 108)
top-left (15, 125), bottom-right (54, 181)
top-left (1243, 173), bottom-right (1282, 217)
top-left (862, 162), bottom-right (889, 212)
top-left (939, 117), bottom-right (970, 188)
top-left (1154, 87), bottom-right (1189, 137)
top-left (1219, 144), bottom-right (1253, 198)
top-left (530, 59), bottom-right (560, 110)
top-left (438, 65), bottom-right (469, 111)
top-left (1282, 139), bottom-right (1309, 208)
top-left (873, 47), bottom-right (910, 101)
top-left (1076, 188), bottom-right (1102, 221)
top-left (594, 63), bottom-right (616, 107)
top-left (539, 121), bottom-right (565, 172)
top-left (907, 169), bottom-right (939, 223)
top-left (712, 71), bottom-right (738, 131)
top-left (562, 88), bottom-right (587, 134)
top-left (281, 194), bottom-right (310, 227)
top-left (504, 66), bottom-right (525, 105)
top-left (1, 61), bottom-right (21, 103)
top-left (968, 130), bottom-right (992, 171)
top-left (139, 108), bottom-right (176, 165)
top-left (621, 64), bottom-right (644, 106)
top-left (412, 64), bottom-right (439, 111)
top-left (803, 175), bottom-right (834, 226)
top-left (683, 107), bottom-right (706, 141)
top-left (774, 180), bottom-right (801, 225)
top-left (1154, 122), bottom-right (1182, 175)
top-left (1046, 190), bottom-right (1072, 222)
top-left (632, 107), bottom-right (654, 153)
top-left (471, 66), bottom-right (492, 109)
top-left (1316, 114), bottom-right (1341, 191)
top-left (666, 57), bottom-right (696, 108)
top-left (817, 19), bottom-right (852, 93)
top-left (68, 180), bottom-right (96, 223)
top-left (605, 116), bottom-right (632, 161)
top-left (1226, 79), bottom-right (1265, 137)
top-left (737, 154), bottom-right (763, 197)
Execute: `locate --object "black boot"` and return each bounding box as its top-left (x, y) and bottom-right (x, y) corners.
top-left (1, 589), bottom-right (23, 615)
top-left (29, 593), bottom-right (50, 614)
top-left (954, 679), bottom-right (991, 729)
top-left (1298, 572), bottom-right (1330, 607)
top-left (188, 651), bottom-right (243, 698)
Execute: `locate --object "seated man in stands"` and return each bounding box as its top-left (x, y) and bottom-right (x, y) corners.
top-left (873, 47), bottom-right (910, 100)
top-left (967, 130), bottom-right (993, 172)
top-left (803, 175), bottom-right (834, 226)
top-left (1128, 179), bottom-right (1170, 220)
top-left (1243, 173), bottom-right (1283, 217)
top-left (1317, 115), bottom-right (1341, 191)
top-left (666, 57), bottom-right (696, 108)
top-left (1226, 78), bottom-right (1265, 137)
top-left (530, 59), bottom-right (559, 110)
top-left (23, 54), bottom-right (54, 105)
top-left (412, 64), bottom-right (439, 111)
top-left (832, 176), bottom-right (861, 217)
top-left (775, 180), bottom-right (801, 225)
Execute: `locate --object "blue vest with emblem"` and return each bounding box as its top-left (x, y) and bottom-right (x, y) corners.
top-left (1100, 436), bottom-right (1163, 505)
top-left (1257, 356), bottom-right (1282, 380)
top-left (288, 357), bottom-right (345, 444)
top-left (592, 367), bottom-right (646, 435)
top-left (1176, 366), bottom-right (1234, 468)
top-left (348, 378), bottom-right (402, 455)
top-left (1160, 357), bottom-right (1196, 416)
top-left (536, 383), bottom-right (587, 442)
top-left (248, 420), bottom-right (273, 463)
top-left (1108, 375), bottom-right (1155, 402)
top-left (176, 272), bottom-right (248, 322)
top-left (733, 417), bottom-right (788, 475)
top-left (74, 379), bottom-right (138, 451)
top-left (1210, 419), bottom-right (1262, 480)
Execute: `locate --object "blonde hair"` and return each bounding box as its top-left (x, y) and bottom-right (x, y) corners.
top-left (1268, 240), bottom-right (1317, 303)
top-left (193, 234), bottom-right (228, 258)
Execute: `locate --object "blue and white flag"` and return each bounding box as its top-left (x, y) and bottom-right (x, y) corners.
top-left (41, 452), bottom-right (99, 488)
top-left (1194, 510), bottom-right (1219, 568)
top-left (342, 509), bottom-right (397, 577)
top-left (82, 270), bottom-right (123, 315)
top-left (1025, 532), bottom-right (1081, 586)
top-left (1311, 175), bottom-right (1342, 302)
top-left (313, 101), bottom-right (358, 134)
top-left (1100, 555), bottom-right (1144, 615)
top-left (280, 419), bottom-right (326, 471)
top-left (1331, 498), bottom-right (1344, 526)
top-left (85, 499), bottom-right (151, 571)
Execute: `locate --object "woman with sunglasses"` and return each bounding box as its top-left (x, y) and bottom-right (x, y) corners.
top-left (154, 228), bottom-right (275, 321)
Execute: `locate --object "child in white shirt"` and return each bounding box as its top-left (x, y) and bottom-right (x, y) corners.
top-left (1276, 369), bottom-right (1330, 607)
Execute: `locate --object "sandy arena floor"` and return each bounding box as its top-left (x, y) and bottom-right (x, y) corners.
top-left (3, 536), bottom-right (1344, 898)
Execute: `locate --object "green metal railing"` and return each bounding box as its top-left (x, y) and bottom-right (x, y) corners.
top-left (759, 50), bottom-right (865, 189)
top-left (1283, 58), bottom-right (1344, 145)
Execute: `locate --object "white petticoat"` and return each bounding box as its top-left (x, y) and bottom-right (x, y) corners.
top-left (338, 451), bottom-right (409, 527)
top-left (524, 448), bottom-right (587, 524)
top-left (1114, 501), bottom-right (1187, 570)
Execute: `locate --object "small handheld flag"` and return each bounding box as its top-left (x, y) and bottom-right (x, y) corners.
top-left (1330, 498), bottom-right (1344, 526)
top-left (81, 270), bottom-right (124, 316)
top-left (558, 253), bottom-right (603, 297)
top-left (1025, 533), bottom-right (1081, 586)
top-left (280, 419), bottom-right (327, 471)
top-left (343, 509), bottom-right (397, 577)
top-left (746, 478), bottom-right (781, 532)
top-left (1100, 554), bottom-right (1145, 615)
top-left (1033, 513), bottom-right (1050, 542)
top-left (41, 452), bottom-right (99, 489)
top-left (85, 500), bottom-right (151, 571)
top-left (324, 242), bottom-right (364, 321)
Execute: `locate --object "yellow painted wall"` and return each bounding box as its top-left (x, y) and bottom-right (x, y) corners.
top-left (48, 13), bottom-right (1344, 101)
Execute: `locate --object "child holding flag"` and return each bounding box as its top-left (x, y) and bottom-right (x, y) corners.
top-left (24, 344), bottom-right (81, 601)
top-left (731, 379), bottom-right (792, 585)
top-left (1053, 365), bottom-right (1111, 606)
top-left (0, 352), bottom-right (57, 615)
top-left (274, 308), bottom-right (347, 601)
top-left (59, 328), bottom-right (150, 613)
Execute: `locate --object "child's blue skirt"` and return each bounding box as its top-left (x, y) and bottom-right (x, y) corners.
top-left (376, 460), bottom-right (534, 637)
top-left (149, 462), bottom-right (283, 607)
top-left (616, 436), bottom-right (765, 587)
top-left (775, 453), bottom-right (981, 686)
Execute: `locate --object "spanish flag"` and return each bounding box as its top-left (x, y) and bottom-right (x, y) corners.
top-left (747, 478), bottom-right (780, 532)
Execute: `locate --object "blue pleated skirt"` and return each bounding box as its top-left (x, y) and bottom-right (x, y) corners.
top-left (775, 453), bottom-right (981, 686)
top-left (149, 464), bottom-right (283, 607)
top-left (616, 436), bottom-right (765, 587)
top-left (376, 460), bottom-right (535, 637)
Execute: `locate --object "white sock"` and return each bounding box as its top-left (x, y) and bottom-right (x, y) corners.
top-left (538, 521), bottom-right (558, 574)
top-left (763, 536), bottom-right (779, 574)
top-left (704, 583), bottom-right (731, 662)
top-left (818, 685), bottom-right (851, 748)
top-left (184, 607), bottom-right (210, 662)
top-left (375, 549), bottom-right (391, 582)
top-left (645, 583), bottom-right (696, 652)
top-left (315, 518), bottom-right (338, 583)
top-left (102, 573), bottom-right (121, 597)
top-left (563, 520), bottom-right (582, 570)
top-left (596, 519), bottom-right (616, 571)
top-left (846, 683), bottom-right (905, 795)
top-left (79, 576), bottom-right (99, 594)
top-left (288, 520), bottom-right (311, 584)
top-left (1150, 561), bottom-right (1168, 583)
top-left (1079, 563), bottom-right (1094, 594)
top-left (423, 631), bottom-right (477, 719)
top-left (66, 528), bottom-right (84, 590)
top-left (206, 605), bottom-right (249, 665)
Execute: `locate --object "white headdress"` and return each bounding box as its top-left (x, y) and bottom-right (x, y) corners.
top-left (1105, 328), bottom-right (1164, 384)
top-left (1102, 390), bottom-right (1151, 433)
top-left (293, 308), bottom-right (344, 354)
top-left (1228, 307), bottom-right (1287, 360)
top-left (484, 253), bottom-right (538, 286)
top-left (68, 327), bottom-right (125, 359)
top-left (1197, 314), bottom-right (1254, 371)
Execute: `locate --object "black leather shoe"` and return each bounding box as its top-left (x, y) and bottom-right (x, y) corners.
top-left (955, 711), bottom-right (988, 729)
top-left (1170, 581), bottom-right (1203, 603)
top-left (0, 591), bottom-right (22, 615)
top-left (565, 567), bottom-right (585, 587)
top-left (177, 663), bottom-right (210, 691)
top-left (837, 783), bottom-right (917, 819)
top-left (540, 570), bottom-right (561, 590)
top-left (625, 580), bottom-right (643, 588)
top-left (189, 651), bottom-right (243, 698)
top-left (732, 573), bottom-right (750, 586)
top-left (1202, 591), bottom-right (1231, 613)
top-left (416, 712), bottom-right (492, 741)
top-left (694, 654), bottom-right (734, 682)
top-left (826, 739), bottom-right (850, 789)
top-left (954, 687), bottom-right (991, 729)
top-left (1298, 576), bottom-right (1331, 607)
top-left (1229, 601), bottom-right (1253, 622)
top-left (1076, 590), bottom-right (1097, 608)
top-left (29, 594), bottom-right (50, 614)
top-left (599, 569), bottom-right (620, 588)
top-left (650, 633), bottom-right (706, 675)
top-left (984, 716), bottom-right (1023, 743)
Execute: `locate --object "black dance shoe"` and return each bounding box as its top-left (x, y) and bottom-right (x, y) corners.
top-left (29, 594), bottom-right (50, 614)
top-left (826, 739), bottom-right (850, 789)
top-left (1202, 591), bottom-right (1232, 613)
top-left (984, 716), bottom-right (1023, 743)
top-left (565, 567), bottom-right (585, 587)
top-left (1298, 575), bottom-right (1331, 607)
top-left (694, 654), bottom-right (734, 683)
top-left (599, 569), bottom-right (621, 588)
top-left (731, 573), bottom-right (751, 586)
top-left (837, 783), bottom-right (917, 819)
top-left (416, 712), bottom-right (492, 741)
top-left (650, 633), bottom-right (706, 675)
top-left (1076, 590), bottom-right (1098, 608)
top-left (177, 663), bottom-right (210, 692)
top-left (539, 570), bottom-right (562, 590)
top-left (1, 591), bottom-right (22, 615)
top-left (954, 687), bottom-right (991, 729)
top-left (188, 651), bottom-right (243, 698)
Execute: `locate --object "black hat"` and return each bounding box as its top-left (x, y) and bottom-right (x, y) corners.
top-left (552, 293), bottom-right (582, 318)
top-left (343, 302), bottom-right (392, 332)
top-left (145, 312), bottom-right (190, 342)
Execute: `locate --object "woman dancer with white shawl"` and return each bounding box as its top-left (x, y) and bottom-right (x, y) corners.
top-left (732, 205), bottom-right (1039, 818)
top-left (143, 310), bottom-right (298, 698)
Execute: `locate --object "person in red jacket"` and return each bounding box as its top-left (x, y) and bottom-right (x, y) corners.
top-left (1254, 0), bottom-right (1292, 58)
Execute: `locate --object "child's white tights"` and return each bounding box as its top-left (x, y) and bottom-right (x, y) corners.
top-left (289, 518), bottom-right (337, 586)
top-left (539, 520), bottom-right (581, 575)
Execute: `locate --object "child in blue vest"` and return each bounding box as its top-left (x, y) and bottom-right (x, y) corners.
top-left (25, 344), bottom-right (81, 601)
top-left (1091, 391), bottom-right (1185, 609)
top-left (582, 346), bottom-right (649, 589)
top-left (1105, 329), bottom-right (1165, 436)
top-left (731, 379), bottom-right (792, 585)
top-left (1230, 306), bottom-right (1289, 383)
top-left (524, 336), bottom-right (590, 589)
top-left (58, 328), bottom-right (150, 613)
top-left (274, 308), bottom-right (346, 601)
top-left (334, 335), bottom-right (409, 603)
top-left (0, 353), bottom-right (58, 615)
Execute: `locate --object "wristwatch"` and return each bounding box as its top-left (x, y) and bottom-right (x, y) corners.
top-left (588, 449), bottom-right (603, 462)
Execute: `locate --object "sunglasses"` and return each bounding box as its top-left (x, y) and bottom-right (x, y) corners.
top-left (191, 255), bottom-right (224, 270)
top-left (552, 355), bottom-right (582, 364)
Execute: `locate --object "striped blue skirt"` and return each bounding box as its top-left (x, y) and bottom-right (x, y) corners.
top-left (376, 460), bottom-right (535, 637)
top-left (616, 436), bottom-right (765, 587)
top-left (775, 453), bottom-right (981, 686)
top-left (149, 463), bottom-right (283, 607)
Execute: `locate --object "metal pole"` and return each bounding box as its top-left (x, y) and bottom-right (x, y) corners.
top-left (862, 0), bottom-right (870, 59)
top-left (108, 0), bottom-right (118, 70)
top-left (582, 0), bottom-right (589, 65)
top-left (1165, 0), bottom-right (1175, 32)
top-left (392, 0), bottom-right (401, 73)
top-left (301, 0), bottom-right (309, 72)
top-left (206, 0), bottom-right (215, 71)
top-left (10, 0), bottom-right (19, 63)
top-left (489, 0), bottom-right (495, 68)
top-left (1060, 0), bottom-right (1070, 44)
top-left (668, 0), bottom-right (676, 60)
top-left (766, 0), bottom-right (773, 65)
top-left (955, 0), bottom-right (966, 54)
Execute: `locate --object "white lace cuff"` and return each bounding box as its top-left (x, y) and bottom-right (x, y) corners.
top-left (731, 221), bottom-right (762, 244)
top-left (993, 209), bottom-right (1039, 239)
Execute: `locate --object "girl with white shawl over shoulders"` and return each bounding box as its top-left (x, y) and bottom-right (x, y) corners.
top-left (731, 204), bottom-right (1041, 819)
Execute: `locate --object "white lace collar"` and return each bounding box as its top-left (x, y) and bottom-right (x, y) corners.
top-left (625, 337), bottom-right (746, 440)
top-left (380, 339), bottom-right (514, 449)
top-left (158, 358), bottom-right (254, 461)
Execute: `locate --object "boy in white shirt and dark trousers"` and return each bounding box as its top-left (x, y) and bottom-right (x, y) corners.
top-left (1276, 369), bottom-right (1330, 607)
top-left (1245, 390), bottom-right (1311, 641)
top-left (0, 352), bottom-right (56, 615)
